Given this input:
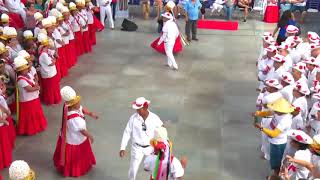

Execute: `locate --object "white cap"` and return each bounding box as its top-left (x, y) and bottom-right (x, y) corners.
top-left (262, 32), bottom-right (273, 38)
top-left (161, 12), bottom-right (173, 20)
top-left (286, 36), bottom-right (303, 45)
top-left (61, 86), bottom-right (77, 102)
top-left (34, 12), bottom-right (43, 21)
top-left (23, 30), bottom-right (34, 40)
top-left (41, 18), bottom-right (52, 28)
top-left (1, 13), bottom-right (9, 23)
top-left (18, 50), bottom-right (31, 60)
top-left (277, 42), bottom-right (290, 50)
top-left (154, 127), bottom-right (168, 141)
top-left (294, 82), bottom-right (310, 95)
top-left (3, 27), bottom-right (17, 38)
top-left (280, 72), bottom-right (294, 85)
top-left (265, 79), bottom-right (283, 89)
top-left (13, 56), bottom-right (29, 72)
top-left (56, 2), bottom-right (64, 11)
top-left (69, 2), bottom-right (77, 10)
top-left (9, 160), bottom-right (31, 180)
top-left (61, 6), bottom-right (70, 13)
top-left (293, 62), bottom-right (307, 74)
top-left (132, 97), bottom-right (150, 110)
top-left (288, 130), bottom-right (313, 144)
top-left (47, 15), bottom-right (57, 25)
top-left (37, 33), bottom-right (49, 45)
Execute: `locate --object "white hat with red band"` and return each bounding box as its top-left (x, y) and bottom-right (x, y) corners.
top-left (286, 25), bottom-right (299, 34)
top-left (308, 31), bottom-right (320, 43)
top-left (303, 56), bottom-right (319, 66)
top-left (313, 93), bottom-right (320, 101)
top-left (293, 62), bottom-right (307, 74)
top-left (285, 36), bottom-right (303, 45)
top-left (294, 82), bottom-right (310, 95)
top-left (265, 79), bottom-right (283, 89)
top-left (263, 36), bottom-right (276, 45)
top-left (271, 53), bottom-right (285, 63)
top-left (280, 72), bottom-right (294, 85)
top-left (311, 83), bottom-right (320, 93)
top-left (311, 43), bottom-right (320, 50)
top-left (277, 42), bottom-right (290, 50)
top-left (288, 130), bottom-right (313, 144)
top-left (132, 97), bottom-right (151, 110)
top-left (265, 45), bottom-right (278, 53)
top-left (262, 32), bottom-right (273, 38)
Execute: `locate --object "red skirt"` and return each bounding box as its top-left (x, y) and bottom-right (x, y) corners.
top-left (8, 13), bottom-right (24, 29)
top-left (53, 136), bottom-right (96, 177)
top-left (65, 43), bottom-right (75, 68)
top-left (0, 125), bottom-right (13, 170)
top-left (58, 47), bottom-right (68, 78)
top-left (75, 31), bottom-right (85, 56)
top-left (93, 15), bottom-right (104, 31)
top-left (88, 24), bottom-right (97, 46)
top-left (150, 35), bottom-right (183, 55)
top-left (17, 98), bottom-right (47, 135)
top-left (8, 101), bottom-right (16, 115)
top-left (264, 6), bottom-right (279, 23)
top-left (69, 40), bottom-right (78, 65)
top-left (82, 31), bottom-right (92, 54)
top-left (7, 116), bottom-right (16, 148)
top-left (40, 74), bottom-right (61, 105)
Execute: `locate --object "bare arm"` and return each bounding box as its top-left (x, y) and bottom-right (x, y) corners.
top-left (272, 25), bottom-right (279, 37)
top-left (82, 107), bottom-right (98, 119)
top-left (80, 129), bottom-right (94, 143)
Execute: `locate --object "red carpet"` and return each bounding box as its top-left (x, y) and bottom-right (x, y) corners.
top-left (197, 20), bottom-right (238, 31)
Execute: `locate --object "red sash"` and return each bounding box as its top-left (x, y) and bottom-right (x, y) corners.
top-left (17, 76), bottom-right (35, 87)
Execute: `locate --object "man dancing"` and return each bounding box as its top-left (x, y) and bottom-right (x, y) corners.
top-left (157, 12), bottom-right (180, 70)
top-left (120, 97), bottom-right (163, 180)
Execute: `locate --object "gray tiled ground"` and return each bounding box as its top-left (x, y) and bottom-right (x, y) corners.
top-left (1, 12), bottom-right (320, 180)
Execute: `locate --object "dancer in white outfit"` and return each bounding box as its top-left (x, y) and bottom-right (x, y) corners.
top-left (120, 97), bottom-right (163, 180)
top-left (97, 0), bottom-right (114, 29)
top-left (157, 12), bottom-right (180, 70)
top-left (4, 0), bottom-right (26, 23)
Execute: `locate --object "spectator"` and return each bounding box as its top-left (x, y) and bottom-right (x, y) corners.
top-left (279, 0), bottom-right (291, 15)
top-left (35, 0), bottom-right (44, 11)
top-left (184, 0), bottom-right (201, 42)
top-left (25, 2), bottom-right (37, 29)
top-left (238, 0), bottom-right (251, 22)
top-left (223, 0), bottom-right (236, 21)
top-left (272, 10), bottom-right (296, 45)
top-left (141, 0), bottom-right (150, 20)
top-left (111, 0), bottom-right (116, 20)
top-left (291, 0), bottom-right (307, 24)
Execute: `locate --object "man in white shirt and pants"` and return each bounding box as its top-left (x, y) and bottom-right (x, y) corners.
top-left (97, 0), bottom-right (114, 29)
top-left (120, 97), bottom-right (164, 180)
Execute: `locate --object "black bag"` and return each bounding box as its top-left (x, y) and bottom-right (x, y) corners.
top-left (121, 18), bottom-right (138, 31)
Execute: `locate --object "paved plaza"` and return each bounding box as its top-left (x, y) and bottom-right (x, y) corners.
top-left (1, 13), bottom-right (319, 180)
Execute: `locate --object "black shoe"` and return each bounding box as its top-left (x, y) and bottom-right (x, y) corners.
top-left (187, 38), bottom-right (191, 42)
top-left (243, 19), bottom-right (247, 22)
top-left (192, 38), bottom-right (199, 41)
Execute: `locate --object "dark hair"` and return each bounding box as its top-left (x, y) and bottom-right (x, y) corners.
top-left (292, 140), bottom-right (309, 150)
top-left (26, 2), bottom-right (35, 8)
top-left (0, 60), bottom-right (4, 65)
top-left (278, 10), bottom-right (292, 27)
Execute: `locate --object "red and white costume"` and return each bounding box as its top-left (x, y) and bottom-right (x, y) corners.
top-left (53, 86), bottom-right (96, 177)
top-left (39, 46), bottom-right (62, 105)
top-left (14, 56), bottom-right (47, 135)
top-left (79, 9), bottom-right (92, 53)
top-left (70, 5), bottom-right (85, 56)
top-left (0, 93), bottom-right (15, 148)
top-left (0, 107), bottom-right (13, 170)
top-left (86, 3), bottom-right (96, 46)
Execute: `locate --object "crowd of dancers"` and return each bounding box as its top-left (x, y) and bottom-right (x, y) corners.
top-left (253, 24), bottom-right (320, 179)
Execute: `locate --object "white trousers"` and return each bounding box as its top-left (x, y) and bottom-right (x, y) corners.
top-left (164, 42), bottom-right (178, 70)
top-left (261, 117), bottom-right (271, 160)
top-left (128, 144), bottom-right (153, 180)
top-left (100, 5), bottom-right (114, 28)
top-left (211, 3), bottom-right (223, 13)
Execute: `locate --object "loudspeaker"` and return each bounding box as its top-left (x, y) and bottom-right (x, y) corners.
top-left (121, 18), bottom-right (138, 32)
